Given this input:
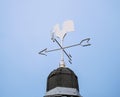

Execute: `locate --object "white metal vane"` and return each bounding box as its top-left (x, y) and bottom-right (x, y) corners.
top-left (39, 20), bottom-right (91, 67)
top-left (52, 20), bottom-right (74, 40)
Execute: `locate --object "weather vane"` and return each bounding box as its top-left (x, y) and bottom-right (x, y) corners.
top-left (39, 20), bottom-right (91, 67)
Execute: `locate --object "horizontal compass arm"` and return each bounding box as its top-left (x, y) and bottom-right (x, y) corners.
top-left (39, 48), bottom-right (62, 55)
top-left (38, 38), bottom-right (91, 56)
top-left (60, 38), bottom-right (91, 49)
top-left (46, 48), bottom-right (61, 52)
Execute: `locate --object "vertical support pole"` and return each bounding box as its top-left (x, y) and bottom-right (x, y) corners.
top-left (61, 39), bottom-right (64, 61)
top-left (59, 38), bottom-right (65, 67)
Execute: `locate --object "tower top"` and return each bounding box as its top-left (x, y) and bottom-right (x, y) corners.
top-left (45, 67), bottom-right (81, 97)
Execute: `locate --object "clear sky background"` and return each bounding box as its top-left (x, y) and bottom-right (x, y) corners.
top-left (0, 0), bottom-right (120, 97)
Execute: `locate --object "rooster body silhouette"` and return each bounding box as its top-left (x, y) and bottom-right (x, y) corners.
top-left (52, 20), bottom-right (74, 40)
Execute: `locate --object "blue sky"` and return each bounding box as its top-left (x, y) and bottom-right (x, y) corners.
top-left (0, 0), bottom-right (120, 97)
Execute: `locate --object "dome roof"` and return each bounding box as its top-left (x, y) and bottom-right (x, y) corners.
top-left (46, 67), bottom-right (79, 91)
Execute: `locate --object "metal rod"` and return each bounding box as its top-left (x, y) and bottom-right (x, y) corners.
top-left (61, 39), bottom-right (64, 61)
top-left (39, 38), bottom-right (91, 55)
top-left (46, 38), bottom-right (90, 52)
top-left (54, 39), bottom-right (72, 61)
top-left (45, 43), bottom-right (80, 53)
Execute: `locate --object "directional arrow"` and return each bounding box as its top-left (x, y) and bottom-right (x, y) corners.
top-left (39, 38), bottom-right (91, 56)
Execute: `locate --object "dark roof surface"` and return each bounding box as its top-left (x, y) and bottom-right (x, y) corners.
top-left (46, 67), bottom-right (79, 91)
top-left (48, 67), bottom-right (77, 78)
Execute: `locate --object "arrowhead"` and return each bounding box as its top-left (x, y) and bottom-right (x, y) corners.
top-left (38, 48), bottom-right (47, 56)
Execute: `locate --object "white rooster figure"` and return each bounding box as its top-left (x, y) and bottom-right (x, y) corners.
top-left (52, 20), bottom-right (75, 67)
top-left (52, 20), bottom-right (74, 40)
